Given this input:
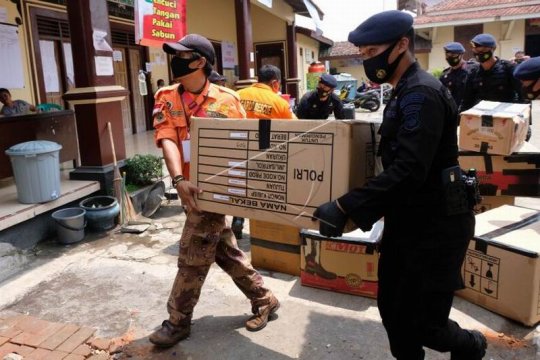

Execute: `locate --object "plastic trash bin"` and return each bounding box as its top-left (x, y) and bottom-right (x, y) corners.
top-left (5, 140), bottom-right (63, 204)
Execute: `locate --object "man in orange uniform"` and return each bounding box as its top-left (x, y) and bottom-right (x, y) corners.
top-left (150, 34), bottom-right (279, 348)
top-left (231, 64), bottom-right (296, 237)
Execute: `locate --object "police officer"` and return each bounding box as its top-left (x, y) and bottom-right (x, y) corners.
top-left (461, 33), bottom-right (523, 111)
top-left (296, 73), bottom-right (345, 119)
top-left (439, 42), bottom-right (476, 109)
top-left (312, 11), bottom-right (487, 359)
top-left (514, 56), bottom-right (540, 100)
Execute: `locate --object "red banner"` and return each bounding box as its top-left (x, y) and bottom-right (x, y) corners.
top-left (135, 0), bottom-right (187, 48)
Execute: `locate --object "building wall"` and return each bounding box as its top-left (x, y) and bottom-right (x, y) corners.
top-left (415, 53), bottom-right (429, 71)
top-left (329, 60), bottom-right (366, 84)
top-left (1, 0), bottom-right (35, 105)
top-left (252, 4), bottom-right (287, 43)
top-left (296, 33), bottom-right (320, 97)
top-left (429, 26), bottom-right (454, 72)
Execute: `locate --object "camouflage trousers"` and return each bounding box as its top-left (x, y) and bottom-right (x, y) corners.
top-left (167, 210), bottom-right (273, 326)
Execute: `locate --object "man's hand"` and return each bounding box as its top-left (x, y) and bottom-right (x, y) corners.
top-left (312, 201), bottom-right (347, 237)
top-left (176, 180), bottom-right (202, 213)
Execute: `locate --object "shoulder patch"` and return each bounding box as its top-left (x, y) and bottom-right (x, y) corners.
top-left (399, 92), bottom-right (426, 132)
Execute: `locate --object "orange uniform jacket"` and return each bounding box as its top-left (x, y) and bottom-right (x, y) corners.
top-left (153, 82), bottom-right (246, 180)
top-left (237, 83), bottom-right (296, 119)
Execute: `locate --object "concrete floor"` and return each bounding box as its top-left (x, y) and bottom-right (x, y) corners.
top-left (0, 101), bottom-right (538, 359)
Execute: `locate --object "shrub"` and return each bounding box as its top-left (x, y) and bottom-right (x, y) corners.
top-left (124, 154), bottom-right (163, 186)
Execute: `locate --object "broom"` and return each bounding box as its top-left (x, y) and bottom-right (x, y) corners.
top-left (107, 122), bottom-right (136, 224)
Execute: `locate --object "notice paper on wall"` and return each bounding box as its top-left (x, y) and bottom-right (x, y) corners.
top-left (0, 24), bottom-right (25, 89)
top-left (40, 40), bottom-right (60, 93)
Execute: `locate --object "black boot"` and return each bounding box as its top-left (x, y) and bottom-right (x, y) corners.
top-left (304, 254), bottom-right (337, 280)
top-left (232, 217), bottom-right (244, 239)
top-left (450, 330), bottom-right (487, 360)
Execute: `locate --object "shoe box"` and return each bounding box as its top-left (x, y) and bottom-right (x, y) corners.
top-left (458, 143), bottom-right (540, 197)
top-left (457, 205), bottom-right (540, 326)
top-left (299, 221), bottom-right (383, 298)
top-left (190, 118), bottom-right (381, 229)
top-left (459, 101), bottom-right (530, 155)
top-left (249, 219), bottom-right (301, 276)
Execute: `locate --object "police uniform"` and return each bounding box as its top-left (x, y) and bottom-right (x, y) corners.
top-left (237, 83), bottom-right (296, 119)
top-left (296, 74), bottom-right (345, 119)
top-left (326, 11), bottom-right (483, 359)
top-left (461, 34), bottom-right (523, 111)
top-left (439, 42), bottom-right (476, 109)
top-left (153, 81), bottom-right (274, 327)
top-left (514, 56), bottom-right (540, 100)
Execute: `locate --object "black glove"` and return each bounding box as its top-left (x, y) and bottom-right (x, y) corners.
top-left (312, 201), bottom-right (347, 237)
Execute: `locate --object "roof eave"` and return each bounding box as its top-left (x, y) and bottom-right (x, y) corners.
top-left (415, 12), bottom-right (540, 29)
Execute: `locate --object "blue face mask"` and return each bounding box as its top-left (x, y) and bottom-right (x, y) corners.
top-left (363, 41), bottom-right (405, 84)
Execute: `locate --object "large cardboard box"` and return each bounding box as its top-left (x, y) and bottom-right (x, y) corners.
top-left (474, 195), bottom-right (515, 213)
top-left (457, 205), bottom-right (540, 326)
top-left (459, 101), bottom-right (530, 155)
top-left (299, 222), bottom-right (383, 298)
top-left (191, 118), bottom-right (381, 229)
top-left (249, 220), bottom-right (301, 276)
top-left (459, 147), bottom-right (540, 197)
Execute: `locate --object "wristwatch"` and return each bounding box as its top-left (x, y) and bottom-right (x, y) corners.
top-left (172, 175), bottom-right (185, 187)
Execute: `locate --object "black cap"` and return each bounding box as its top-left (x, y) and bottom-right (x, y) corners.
top-left (209, 70), bottom-right (226, 83)
top-left (514, 56), bottom-right (540, 80)
top-left (471, 33), bottom-right (496, 48)
top-left (319, 73), bottom-right (337, 88)
top-left (348, 10), bottom-right (414, 46)
top-left (163, 34), bottom-right (215, 65)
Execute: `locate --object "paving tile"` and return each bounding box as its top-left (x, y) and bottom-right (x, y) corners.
top-left (72, 344), bottom-right (92, 357)
top-left (56, 327), bottom-right (95, 353)
top-left (39, 324), bottom-right (80, 350)
top-left (17, 344), bottom-right (36, 356)
top-left (88, 337), bottom-right (111, 351)
top-left (26, 347), bottom-right (52, 359)
top-left (0, 336), bottom-right (9, 346)
top-left (0, 318), bottom-right (23, 338)
top-left (87, 353), bottom-right (110, 360)
top-left (10, 315), bottom-right (51, 333)
top-left (43, 350), bottom-right (69, 360)
top-left (11, 321), bottom-right (65, 347)
top-left (63, 355), bottom-right (86, 360)
top-left (0, 310), bottom-right (19, 321)
top-left (0, 342), bottom-right (22, 359)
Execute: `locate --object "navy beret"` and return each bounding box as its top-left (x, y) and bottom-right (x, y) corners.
top-left (319, 73), bottom-right (337, 88)
top-left (348, 10), bottom-right (414, 46)
top-left (471, 33), bottom-right (497, 48)
top-left (443, 42), bottom-right (465, 53)
top-left (513, 56), bottom-right (540, 80)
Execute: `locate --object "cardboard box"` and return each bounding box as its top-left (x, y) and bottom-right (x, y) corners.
top-left (250, 220), bottom-right (301, 276)
top-left (457, 205), bottom-right (540, 326)
top-left (299, 221), bottom-right (383, 298)
top-left (459, 101), bottom-right (530, 155)
top-left (191, 118), bottom-right (381, 229)
top-left (474, 195), bottom-right (515, 213)
top-left (459, 148), bottom-right (540, 197)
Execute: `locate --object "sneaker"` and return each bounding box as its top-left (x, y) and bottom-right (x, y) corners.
top-left (149, 320), bottom-right (190, 347)
top-left (451, 330), bottom-right (487, 360)
top-left (245, 295), bottom-right (280, 331)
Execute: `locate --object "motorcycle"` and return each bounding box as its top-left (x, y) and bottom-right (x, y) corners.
top-left (338, 84), bottom-right (380, 112)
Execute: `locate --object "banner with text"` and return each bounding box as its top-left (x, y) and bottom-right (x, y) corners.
top-left (135, 0), bottom-right (186, 48)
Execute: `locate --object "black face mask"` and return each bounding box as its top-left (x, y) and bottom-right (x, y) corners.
top-left (515, 58), bottom-right (525, 64)
top-left (524, 80), bottom-right (540, 100)
top-left (474, 50), bottom-right (493, 63)
top-left (317, 87), bottom-right (330, 98)
top-left (363, 41), bottom-right (405, 84)
top-left (171, 56), bottom-right (199, 78)
top-left (446, 55), bottom-right (462, 67)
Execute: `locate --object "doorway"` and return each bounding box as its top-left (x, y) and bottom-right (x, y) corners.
top-left (255, 42), bottom-right (286, 91)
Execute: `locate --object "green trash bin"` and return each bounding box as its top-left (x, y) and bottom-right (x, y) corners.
top-left (5, 140), bottom-right (63, 204)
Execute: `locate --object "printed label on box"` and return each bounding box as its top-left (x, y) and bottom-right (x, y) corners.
top-left (463, 249), bottom-right (500, 299)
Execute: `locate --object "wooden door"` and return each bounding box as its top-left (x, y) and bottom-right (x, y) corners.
top-left (454, 24), bottom-right (483, 61)
top-left (255, 42), bottom-right (286, 92)
top-left (113, 47), bottom-right (133, 135)
top-left (128, 48), bottom-right (147, 133)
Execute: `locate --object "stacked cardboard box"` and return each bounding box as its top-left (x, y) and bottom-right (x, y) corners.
top-left (249, 219), bottom-right (301, 276)
top-left (458, 205), bottom-right (540, 326)
top-left (191, 118), bottom-right (381, 229)
top-left (299, 221), bottom-right (383, 298)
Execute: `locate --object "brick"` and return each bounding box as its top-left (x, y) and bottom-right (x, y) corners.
top-left (56, 327), bottom-right (95, 353)
top-left (16, 345), bottom-right (35, 356)
top-left (88, 337), bottom-right (111, 351)
top-left (72, 344), bottom-right (92, 357)
top-left (11, 322), bottom-right (65, 347)
top-left (0, 343), bottom-right (21, 359)
top-left (87, 353), bottom-right (110, 360)
top-left (39, 324), bottom-right (80, 350)
top-left (63, 355), bottom-right (86, 360)
top-left (43, 350), bottom-right (69, 360)
top-left (26, 347), bottom-right (52, 359)
top-left (0, 337), bottom-right (9, 346)
top-left (10, 315), bottom-right (51, 333)
top-left (0, 321), bottom-right (22, 338)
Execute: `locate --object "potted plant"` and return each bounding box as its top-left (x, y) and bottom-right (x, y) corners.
top-left (123, 154), bottom-right (165, 215)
